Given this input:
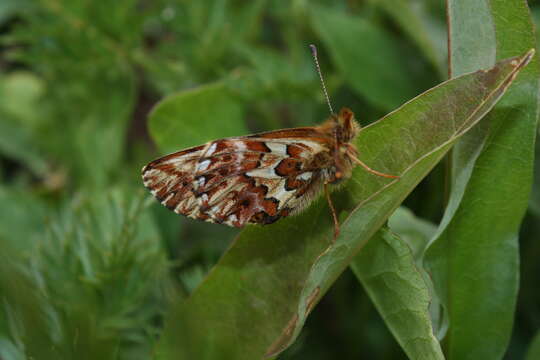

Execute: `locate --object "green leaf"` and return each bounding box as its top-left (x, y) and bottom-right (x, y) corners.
top-left (158, 52), bottom-right (532, 359)
top-left (388, 206), bottom-right (437, 261)
top-left (310, 6), bottom-right (422, 111)
top-left (351, 226), bottom-right (443, 360)
top-left (234, 45), bottom-right (314, 98)
top-left (526, 331), bottom-right (540, 360)
top-left (0, 72), bottom-right (49, 176)
top-left (370, 0), bottom-right (447, 77)
top-left (148, 82), bottom-right (246, 154)
top-left (424, 2), bottom-right (539, 359)
top-left (385, 207), bottom-right (447, 343)
top-left (533, 6), bottom-right (540, 52)
top-left (531, 138), bottom-right (540, 216)
top-left (351, 207), bottom-right (447, 359)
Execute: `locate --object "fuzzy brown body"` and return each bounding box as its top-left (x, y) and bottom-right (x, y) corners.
top-left (141, 108), bottom-right (361, 227)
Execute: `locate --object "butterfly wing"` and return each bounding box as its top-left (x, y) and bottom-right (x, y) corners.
top-left (142, 130), bottom-right (332, 227)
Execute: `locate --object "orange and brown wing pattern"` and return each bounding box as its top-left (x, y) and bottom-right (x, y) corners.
top-left (141, 135), bottom-right (330, 227)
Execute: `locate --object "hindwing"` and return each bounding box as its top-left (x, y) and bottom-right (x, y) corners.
top-left (142, 134), bottom-right (332, 227)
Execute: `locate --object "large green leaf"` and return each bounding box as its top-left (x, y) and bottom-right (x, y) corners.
top-left (156, 52), bottom-right (532, 359)
top-left (531, 122), bottom-right (540, 216)
top-left (350, 206), bottom-right (446, 360)
top-left (148, 82), bottom-right (246, 154)
top-left (388, 206), bottom-right (438, 262)
top-left (526, 331), bottom-right (540, 360)
top-left (424, 2), bottom-right (539, 359)
top-left (351, 224), bottom-right (443, 360)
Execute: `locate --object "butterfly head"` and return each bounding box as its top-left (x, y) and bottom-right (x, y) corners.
top-left (318, 107), bottom-right (361, 183)
top-left (334, 107), bottom-right (360, 143)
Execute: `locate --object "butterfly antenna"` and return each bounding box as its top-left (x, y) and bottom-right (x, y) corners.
top-left (310, 44), bottom-right (335, 115)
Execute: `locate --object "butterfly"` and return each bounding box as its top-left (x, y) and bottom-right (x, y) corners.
top-left (141, 46), bottom-right (398, 237)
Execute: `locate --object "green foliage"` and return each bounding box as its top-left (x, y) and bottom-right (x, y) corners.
top-left (351, 222), bottom-right (443, 360)
top-left (367, 0), bottom-right (447, 77)
top-left (0, 189), bottom-right (170, 360)
top-left (149, 82), bottom-right (246, 153)
top-left (311, 6), bottom-right (429, 110)
top-left (0, 1), bottom-right (539, 359)
top-left (157, 54), bottom-right (530, 359)
top-left (0, 71), bottom-right (48, 176)
top-left (526, 331), bottom-right (540, 360)
top-left (424, 2), bottom-right (540, 359)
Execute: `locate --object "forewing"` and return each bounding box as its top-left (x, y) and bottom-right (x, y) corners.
top-left (142, 134), bottom-right (330, 227)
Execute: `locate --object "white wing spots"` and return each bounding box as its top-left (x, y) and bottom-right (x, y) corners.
top-left (207, 142), bottom-right (217, 156)
top-left (271, 187), bottom-right (295, 206)
top-left (208, 205), bottom-right (221, 216)
top-left (162, 192), bottom-right (174, 205)
top-left (298, 172), bottom-right (312, 181)
top-left (266, 142), bottom-right (287, 155)
top-left (233, 141), bottom-right (247, 164)
top-left (197, 159), bottom-right (211, 172)
top-left (235, 141), bottom-right (247, 151)
top-left (196, 176), bottom-right (205, 189)
top-left (236, 140), bottom-right (247, 151)
top-left (296, 140), bottom-right (326, 155)
top-left (265, 179), bottom-right (287, 200)
top-left (246, 167), bottom-right (281, 179)
top-left (162, 150), bottom-right (203, 165)
top-left (201, 193), bottom-right (209, 203)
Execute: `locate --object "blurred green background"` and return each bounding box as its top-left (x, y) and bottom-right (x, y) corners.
top-left (0, 0), bottom-right (538, 359)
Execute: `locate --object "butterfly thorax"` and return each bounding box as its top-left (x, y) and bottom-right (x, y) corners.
top-left (313, 107), bottom-right (360, 184)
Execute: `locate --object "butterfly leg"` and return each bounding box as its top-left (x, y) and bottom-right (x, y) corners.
top-left (348, 152), bottom-right (400, 179)
top-left (324, 182), bottom-right (340, 240)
